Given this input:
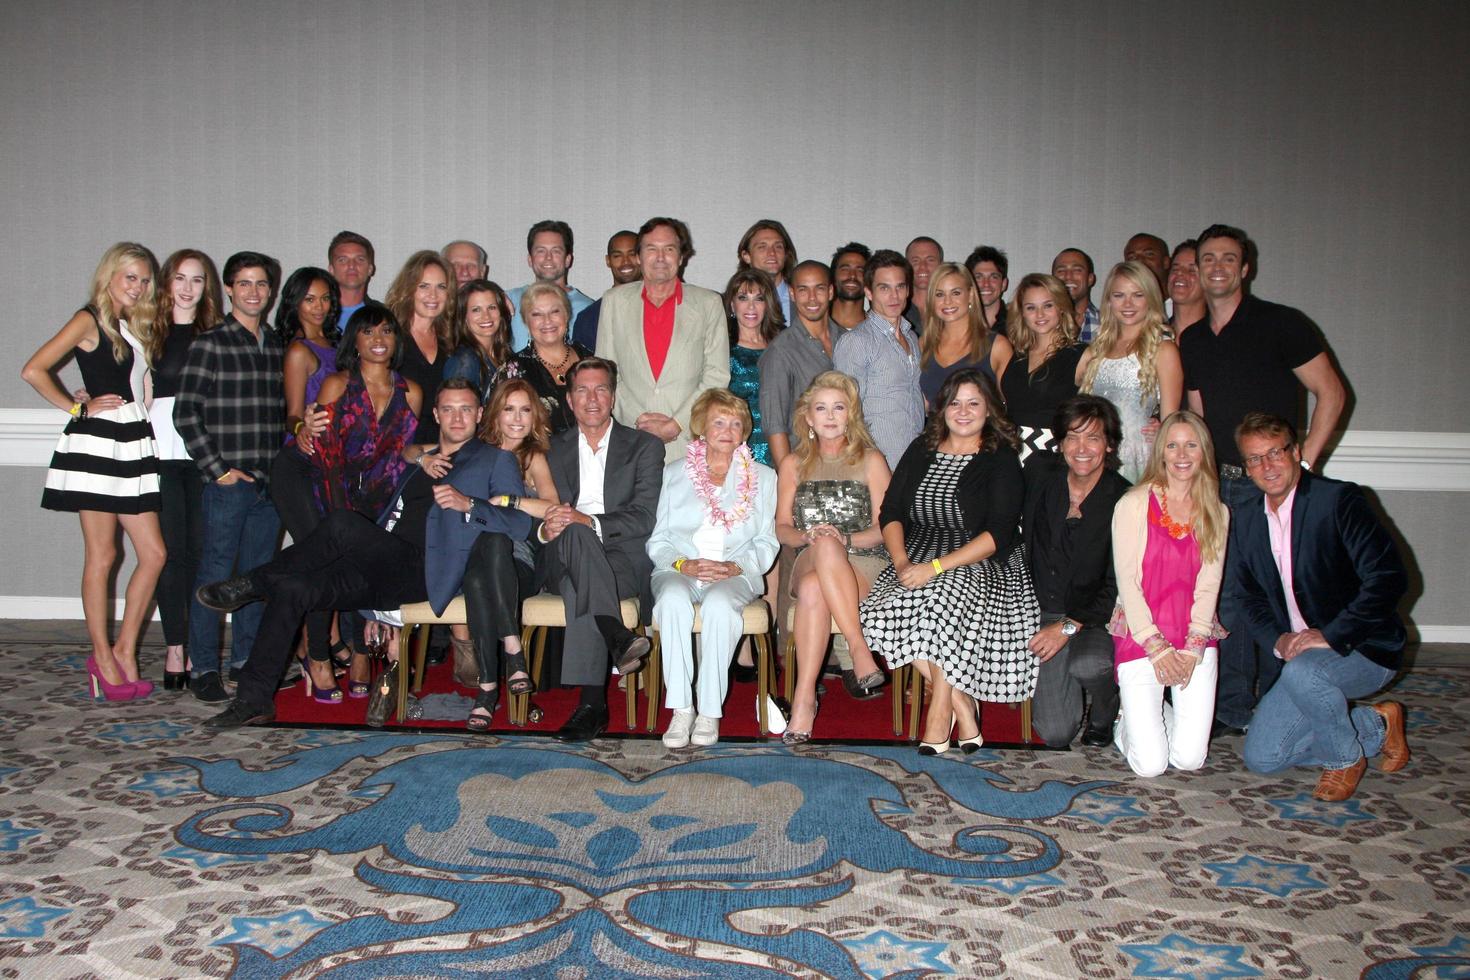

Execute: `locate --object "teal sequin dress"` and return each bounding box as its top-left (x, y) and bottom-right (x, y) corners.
top-left (729, 344), bottom-right (770, 465)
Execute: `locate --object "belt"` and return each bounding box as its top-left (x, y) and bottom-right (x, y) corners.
top-left (1219, 463), bottom-right (1245, 480)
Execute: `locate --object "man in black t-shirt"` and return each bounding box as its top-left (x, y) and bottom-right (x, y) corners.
top-left (1179, 223), bottom-right (1347, 734)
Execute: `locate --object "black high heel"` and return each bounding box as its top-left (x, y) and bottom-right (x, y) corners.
top-left (163, 670), bottom-right (189, 691)
top-left (504, 649), bottom-right (535, 697)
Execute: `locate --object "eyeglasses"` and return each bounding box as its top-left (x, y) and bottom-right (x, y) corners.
top-left (1243, 445), bottom-right (1293, 469)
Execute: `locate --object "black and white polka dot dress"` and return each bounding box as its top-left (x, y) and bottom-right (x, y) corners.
top-left (860, 451), bottom-right (1039, 703)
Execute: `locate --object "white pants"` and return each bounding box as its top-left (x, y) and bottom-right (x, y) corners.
top-left (651, 571), bottom-right (758, 719)
top-left (1114, 649), bottom-right (1218, 777)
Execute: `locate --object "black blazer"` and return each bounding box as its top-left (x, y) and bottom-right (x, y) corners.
top-left (1020, 452), bottom-right (1131, 627)
top-left (542, 420), bottom-right (664, 622)
top-left (880, 439), bottom-right (1024, 558)
top-left (1225, 470), bottom-right (1407, 670)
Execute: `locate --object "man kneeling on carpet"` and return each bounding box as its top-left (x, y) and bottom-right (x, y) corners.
top-left (647, 388), bottom-right (779, 748)
top-left (198, 379), bottom-right (532, 729)
top-left (536, 357), bottom-right (663, 742)
top-left (1228, 412), bottom-right (1410, 801)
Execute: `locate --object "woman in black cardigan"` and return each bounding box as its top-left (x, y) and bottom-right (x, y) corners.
top-left (859, 369), bottom-right (1040, 753)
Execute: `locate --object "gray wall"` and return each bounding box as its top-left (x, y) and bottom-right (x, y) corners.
top-left (2, 1), bottom-right (1467, 625)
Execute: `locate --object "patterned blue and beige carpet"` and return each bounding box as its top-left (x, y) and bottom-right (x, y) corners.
top-left (1, 626), bottom-right (1468, 978)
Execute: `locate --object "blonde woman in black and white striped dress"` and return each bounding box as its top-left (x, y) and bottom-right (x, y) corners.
top-left (22, 242), bottom-right (167, 702)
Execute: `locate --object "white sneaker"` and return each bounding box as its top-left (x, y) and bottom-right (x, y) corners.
top-left (691, 714), bottom-right (720, 747)
top-left (662, 708), bottom-right (695, 749)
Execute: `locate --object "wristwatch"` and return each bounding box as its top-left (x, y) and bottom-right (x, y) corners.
top-left (1060, 618), bottom-right (1079, 637)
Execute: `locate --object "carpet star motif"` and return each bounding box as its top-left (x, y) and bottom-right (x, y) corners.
top-left (161, 845), bottom-right (268, 869)
top-left (1121, 933), bottom-right (1261, 979)
top-left (129, 767), bottom-right (201, 799)
top-left (1268, 794), bottom-right (1375, 827)
top-left (1204, 855), bottom-right (1327, 896)
top-left (0, 897), bottom-right (70, 939)
top-left (94, 719), bottom-right (192, 744)
top-left (0, 820), bottom-right (42, 852)
top-left (215, 909), bottom-right (336, 956)
top-left (1070, 790), bottom-right (1146, 824)
top-left (1411, 935), bottom-right (1470, 959)
top-left (956, 870), bottom-right (1065, 894)
top-left (844, 929), bottom-right (951, 978)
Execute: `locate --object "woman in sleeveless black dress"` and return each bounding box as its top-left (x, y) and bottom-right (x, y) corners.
top-left (22, 243), bottom-right (167, 702)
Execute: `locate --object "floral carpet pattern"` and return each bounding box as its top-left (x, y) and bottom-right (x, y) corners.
top-left (1, 634), bottom-right (1468, 978)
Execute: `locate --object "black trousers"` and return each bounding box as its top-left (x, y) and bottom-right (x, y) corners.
top-left (155, 460), bottom-right (203, 646)
top-left (269, 445), bottom-right (334, 662)
top-left (461, 533), bottom-right (535, 683)
top-left (234, 510), bottom-right (426, 709)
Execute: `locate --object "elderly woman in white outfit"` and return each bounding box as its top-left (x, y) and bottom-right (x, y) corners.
top-left (647, 388), bottom-right (779, 748)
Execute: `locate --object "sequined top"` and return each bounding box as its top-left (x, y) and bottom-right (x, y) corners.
top-left (729, 344), bottom-right (770, 464)
top-left (791, 452), bottom-right (886, 559)
top-left (312, 372), bottom-right (418, 517)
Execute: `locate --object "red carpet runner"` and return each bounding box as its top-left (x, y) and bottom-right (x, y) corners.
top-left (271, 657), bottom-right (1037, 744)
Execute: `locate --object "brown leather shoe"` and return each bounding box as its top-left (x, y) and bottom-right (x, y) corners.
top-left (1372, 701), bottom-right (1410, 772)
top-left (1312, 756), bottom-right (1367, 802)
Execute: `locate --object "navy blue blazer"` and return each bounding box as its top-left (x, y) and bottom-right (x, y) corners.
top-left (1225, 470), bottom-right (1407, 669)
top-left (379, 438), bottom-right (532, 615)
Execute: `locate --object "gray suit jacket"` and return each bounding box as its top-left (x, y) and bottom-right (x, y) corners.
top-left (594, 280), bottom-right (730, 462)
top-left (542, 421), bottom-right (664, 622)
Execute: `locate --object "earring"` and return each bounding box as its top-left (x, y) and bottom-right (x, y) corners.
top-left (808, 426), bottom-right (816, 441)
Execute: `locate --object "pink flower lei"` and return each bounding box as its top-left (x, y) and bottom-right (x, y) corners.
top-left (685, 439), bottom-right (758, 531)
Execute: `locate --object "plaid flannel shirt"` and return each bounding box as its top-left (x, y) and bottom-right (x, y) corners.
top-left (173, 316), bottom-right (284, 481)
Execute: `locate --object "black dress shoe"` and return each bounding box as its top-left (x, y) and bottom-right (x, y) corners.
top-left (196, 575), bottom-right (263, 612)
top-left (611, 633), bottom-right (652, 675)
top-left (192, 672), bottom-right (231, 704)
top-left (554, 704), bottom-right (609, 742)
top-left (203, 698), bottom-right (276, 730)
top-left (1211, 721), bottom-right (1247, 740)
top-left (730, 661), bottom-right (758, 684)
top-left (841, 669), bottom-right (882, 701)
top-left (1080, 725), bottom-right (1113, 747)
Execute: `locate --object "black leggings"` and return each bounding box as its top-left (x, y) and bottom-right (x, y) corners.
top-left (270, 445), bottom-right (334, 662)
top-left (461, 533), bottom-right (534, 684)
top-left (155, 460), bottom-right (204, 646)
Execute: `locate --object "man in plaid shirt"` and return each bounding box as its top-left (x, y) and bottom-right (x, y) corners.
top-left (173, 251), bottom-right (284, 704)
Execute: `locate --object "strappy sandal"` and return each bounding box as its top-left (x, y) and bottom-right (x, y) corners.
top-left (466, 686), bottom-right (499, 733)
top-left (504, 649), bottom-right (535, 697)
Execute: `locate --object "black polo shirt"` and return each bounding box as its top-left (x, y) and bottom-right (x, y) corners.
top-left (1178, 294), bottom-right (1324, 467)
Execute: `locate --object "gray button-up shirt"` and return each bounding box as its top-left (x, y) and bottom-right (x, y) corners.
top-left (759, 317), bottom-right (843, 439)
top-left (833, 311), bottom-right (924, 469)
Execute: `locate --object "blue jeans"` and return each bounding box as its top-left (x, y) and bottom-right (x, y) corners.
top-left (189, 480), bottom-right (282, 677)
top-left (1242, 646), bottom-right (1393, 772)
top-left (1216, 474), bottom-right (1281, 728)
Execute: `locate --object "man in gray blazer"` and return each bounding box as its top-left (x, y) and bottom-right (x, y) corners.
top-left (595, 216), bottom-right (730, 463)
top-left (538, 357), bottom-right (664, 740)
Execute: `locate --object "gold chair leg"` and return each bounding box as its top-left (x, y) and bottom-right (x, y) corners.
top-left (395, 626), bottom-right (414, 724)
top-left (782, 634), bottom-right (794, 703)
top-left (411, 623), bottom-right (429, 694)
top-left (624, 627), bottom-right (640, 731)
top-left (890, 664), bottom-right (904, 737)
top-left (646, 632), bottom-right (662, 732)
top-left (908, 664), bottom-right (924, 742)
top-left (1021, 697), bottom-right (1032, 743)
top-left (755, 632), bottom-right (771, 735)
top-left (510, 626), bottom-right (536, 726)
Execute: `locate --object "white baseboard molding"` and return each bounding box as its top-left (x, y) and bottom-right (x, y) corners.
top-left (0, 596), bottom-right (225, 622)
top-left (1, 409), bottom-right (1466, 492)
top-left (1412, 625), bottom-right (1470, 644)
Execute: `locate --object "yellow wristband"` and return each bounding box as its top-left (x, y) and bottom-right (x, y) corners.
top-left (931, 559), bottom-right (944, 575)
top-left (69, 402), bottom-right (83, 417)
top-left (673, 558), bottom-right (687, 572)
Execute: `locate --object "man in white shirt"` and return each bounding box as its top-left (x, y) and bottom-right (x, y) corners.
top-left (538, 358), bottom-right (665, 740)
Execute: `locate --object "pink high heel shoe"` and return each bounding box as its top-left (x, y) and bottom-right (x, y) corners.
top-left (87, 656), bottom-right (138, 702)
